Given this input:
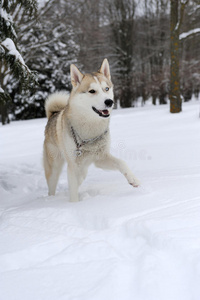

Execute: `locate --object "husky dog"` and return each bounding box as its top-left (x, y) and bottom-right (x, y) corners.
top-left (43, 59), bottom-right (139, 202)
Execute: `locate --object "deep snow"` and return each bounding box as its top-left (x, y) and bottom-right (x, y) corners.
top-left (0, 101), bottom-right (200, 300)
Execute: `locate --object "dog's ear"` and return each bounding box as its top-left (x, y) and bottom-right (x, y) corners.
top-left (99, 58), bottom-right (111, 80)
top-left (70, 64), bottom-right (84, 87)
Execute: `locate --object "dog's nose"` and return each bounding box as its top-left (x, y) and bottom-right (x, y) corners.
top-left (104, 99), bottom-right (114, 107)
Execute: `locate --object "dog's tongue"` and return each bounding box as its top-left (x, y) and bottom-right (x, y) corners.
top-left (101, 110), bottom-right (109, 115)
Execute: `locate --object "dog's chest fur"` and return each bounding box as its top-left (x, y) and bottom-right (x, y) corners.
top-left (66, 125), bottom-right (110, 164)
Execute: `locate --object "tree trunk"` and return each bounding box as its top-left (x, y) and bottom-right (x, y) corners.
top-left (169, 0), bottom-right (188, 113)
top-left (0, 103), bottom-right (10, 125)
top-left (152, 94), bottom-right (157, 105)
top-left (169, 0), bottom-right (181, 113)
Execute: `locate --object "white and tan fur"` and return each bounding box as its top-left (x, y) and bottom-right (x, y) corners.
top-left (43, 59), bottom-right (139, 202)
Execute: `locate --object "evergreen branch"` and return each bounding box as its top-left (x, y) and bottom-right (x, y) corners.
top-left (0, 85), bottom-right (11, 104)
top-left (0, 38), bottom-right (38, 91)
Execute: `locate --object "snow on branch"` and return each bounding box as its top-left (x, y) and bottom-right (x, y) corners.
top-left (180, 28), bottom-right (200, 40)
top-left (0, 38), bottom-right (37, 92)
top-left (0, 85), bottom-right (4, 93)
top-left (1, 38), bottom-right (26, 65)
top-left (0, 7), bottom-right (11, 22)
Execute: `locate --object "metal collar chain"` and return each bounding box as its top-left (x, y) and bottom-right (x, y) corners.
top-left (70, 126), bottom-right (108, 157)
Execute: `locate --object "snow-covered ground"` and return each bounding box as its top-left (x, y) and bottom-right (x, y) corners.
top-left (0, 100), bottom-right (200, 300)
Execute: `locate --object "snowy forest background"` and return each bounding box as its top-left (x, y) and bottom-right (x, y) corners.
top-left (0, 0), bottom-right (200, 124)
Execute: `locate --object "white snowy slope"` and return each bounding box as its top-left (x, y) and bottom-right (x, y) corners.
top-left (0, 100), bottom-right (200, 300)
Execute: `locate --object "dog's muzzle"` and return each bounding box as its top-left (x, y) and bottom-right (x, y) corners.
top-left (92, 99), bottom-right (114, 118)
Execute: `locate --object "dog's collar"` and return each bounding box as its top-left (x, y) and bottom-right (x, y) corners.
top-left (70, 126), bottom-right (108, 157)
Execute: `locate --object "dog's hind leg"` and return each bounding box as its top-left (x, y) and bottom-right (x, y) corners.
top-left (95, 154), bottom-right (140, 187)
top-left (43, 143), bottom-right (64, 196)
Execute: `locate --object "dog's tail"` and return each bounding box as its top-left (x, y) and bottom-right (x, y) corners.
top-left (45, 92), bottom-right (69, 119)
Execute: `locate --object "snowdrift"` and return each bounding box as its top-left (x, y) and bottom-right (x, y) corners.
top-left (0, 101), bottom-right (200, 300)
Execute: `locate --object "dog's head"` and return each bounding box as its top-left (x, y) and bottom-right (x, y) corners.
top-left (69, 59), bottom-right (114, 120)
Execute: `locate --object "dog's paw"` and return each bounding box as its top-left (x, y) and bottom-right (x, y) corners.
top-left (124, 172), bottom-right (140, 188)
top-left (129, 177), bottom-right (140, 188)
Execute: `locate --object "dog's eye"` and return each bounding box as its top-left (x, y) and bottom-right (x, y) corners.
top-left (105, 87), bottom-right (109, 91)
top-left (89, 89), bottom-right (96, 94)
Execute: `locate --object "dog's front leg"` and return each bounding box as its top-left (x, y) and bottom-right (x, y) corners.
top-left (67, 163), bottom-right (80, 202)
top-left (95, 154), bottom-right (140, 187)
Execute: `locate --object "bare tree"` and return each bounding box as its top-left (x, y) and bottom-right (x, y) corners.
top-left (169, 0), bottom-right (188, 113)
top-left (106, 0), bottom-right (136, 107)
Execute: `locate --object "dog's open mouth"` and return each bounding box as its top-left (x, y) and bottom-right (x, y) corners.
top-left (92, 107), bottom-right (110, 118)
